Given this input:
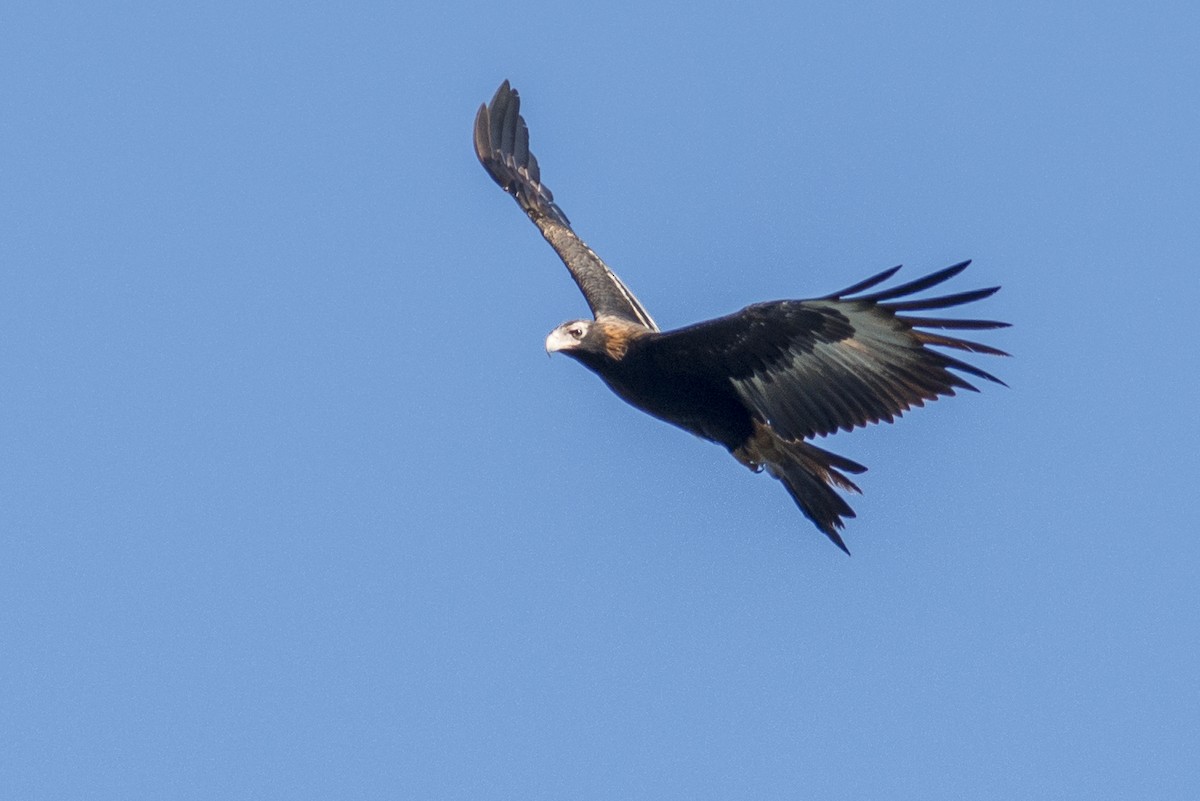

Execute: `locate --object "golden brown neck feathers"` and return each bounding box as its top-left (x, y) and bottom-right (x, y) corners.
top-left (592, 317), bottom-right (651, 361)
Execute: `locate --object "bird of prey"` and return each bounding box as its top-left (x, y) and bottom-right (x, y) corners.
top-left (474, 80), bottom-right (1008, 553)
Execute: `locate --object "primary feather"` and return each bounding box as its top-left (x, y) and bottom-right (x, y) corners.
top-left (475, 81), bottom-right (658, 331)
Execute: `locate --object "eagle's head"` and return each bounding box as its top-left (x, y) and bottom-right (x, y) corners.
top-left (544, 320), bottom-right (594, 356)
top-left (545, 317), bottom-right (647, 363)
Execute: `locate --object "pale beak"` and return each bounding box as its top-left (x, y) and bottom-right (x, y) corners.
top-left (545, 327), bottom-right (575, 354)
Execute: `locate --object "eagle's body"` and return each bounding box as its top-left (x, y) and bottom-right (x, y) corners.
top-left (565, 319), bottom-right (754, 449)
top-left (474, 81), bottom-right (1008, 553)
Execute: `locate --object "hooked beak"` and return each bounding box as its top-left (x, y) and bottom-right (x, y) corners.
top-left (545, 327), bottom-right (575, 355)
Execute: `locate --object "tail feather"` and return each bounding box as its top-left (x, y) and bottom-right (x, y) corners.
top-left (769, 453), bottom-right (865, 555)
top-left (733, 423), bottom-right (868, 554)
top-left (772, 441), bottom-right (862, 554)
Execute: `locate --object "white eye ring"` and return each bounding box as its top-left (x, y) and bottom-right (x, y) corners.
top-left (569, 326), bottom-right (584, 338)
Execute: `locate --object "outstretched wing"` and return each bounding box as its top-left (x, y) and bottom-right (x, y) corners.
top-left (646, 261), bottom-right (1008, 441)
top-left (474, 81), bottom-right (658, 331)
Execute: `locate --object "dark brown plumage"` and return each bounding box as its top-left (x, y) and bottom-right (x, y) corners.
top-left (474, 80), bottom-right (1009, 553)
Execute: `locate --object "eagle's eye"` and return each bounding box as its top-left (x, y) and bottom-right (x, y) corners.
top-left (569, 326), bottom-right (585, 339)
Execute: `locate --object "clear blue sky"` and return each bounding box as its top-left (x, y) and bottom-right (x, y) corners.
top-left (3, 2), bottom-right (1198, 799)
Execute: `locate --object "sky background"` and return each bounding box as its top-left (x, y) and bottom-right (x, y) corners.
top-left (3, 2), bottom-right (1198, 799)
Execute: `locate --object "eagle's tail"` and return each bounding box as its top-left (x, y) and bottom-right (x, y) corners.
top-left (735, 424), bottom-right (867, 554)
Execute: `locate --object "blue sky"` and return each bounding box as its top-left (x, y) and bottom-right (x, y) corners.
top-left (3, 1), bottom-right (1198, 798)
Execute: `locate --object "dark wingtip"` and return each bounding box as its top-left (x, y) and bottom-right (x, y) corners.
top-left (861, 261), bottom-right (973, 303)
top-left (942, 354), bottom-right (1007, 387)
top-left (897, 315), bottom-right (1011, 331)
top-left (886, 285), bottom-right (1002, 313)
top-left (472, 103), bottom-right (490, 166)
top-left (475, 79), bottom-right (571, 226)
top-left (491, 79), bottom-right (511, 107)
top-left (825, 265), bottom-right (903, 299)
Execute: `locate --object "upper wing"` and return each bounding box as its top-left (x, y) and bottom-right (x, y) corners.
top-left (644, 261), bottom-right (1008, 441)
top-left (474, 81), bottom-right (658, 331)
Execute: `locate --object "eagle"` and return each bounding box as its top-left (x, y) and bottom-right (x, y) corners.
top-left (474, 80), bottom-right (1008, 553)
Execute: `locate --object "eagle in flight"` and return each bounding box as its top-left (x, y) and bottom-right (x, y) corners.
top-left (474, 80), bottom-right (1008, 553)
